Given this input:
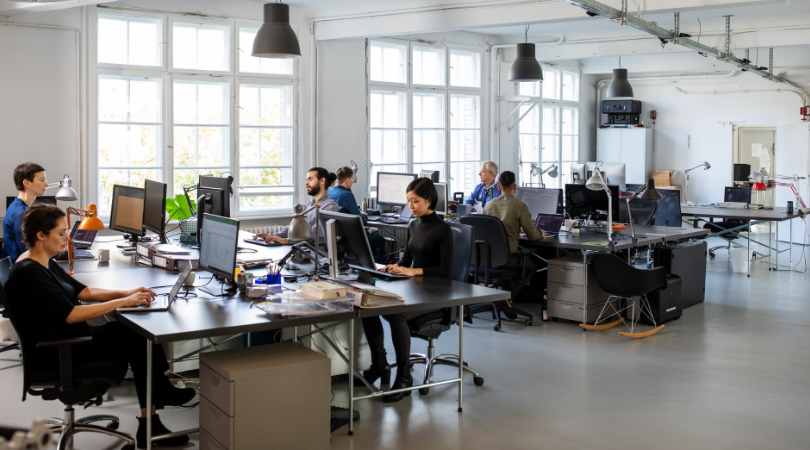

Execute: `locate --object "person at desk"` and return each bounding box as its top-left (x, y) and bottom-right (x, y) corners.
top-left (3, 162), bottom-right (47, 261)
top-left (257, 167), bottom-right (339, 244)
top-left (361, 178), bottom-right (452, 402)
top-left (484, 171), bottom-right (549, 320)
top-left (4, 205), bottom-right (195, 449)
top-left (465, 160), bottom-right (501, 209)
top-left (328, 166), bottom-right (360, 215)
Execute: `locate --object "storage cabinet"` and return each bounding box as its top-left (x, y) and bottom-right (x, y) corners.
top-left (546, 257), bottom-right (610, 323)
top-left (597, 128), bottom-right (653, 185)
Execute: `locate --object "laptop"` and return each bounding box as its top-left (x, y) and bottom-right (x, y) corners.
top-left (117, 265), bottom-right (192, 312)
top-left (53, 221), bottom-right (99, 261)
top-left (381, 205), bottom-right (413, 224)
top-left (535, 213), bottom-right (565, 235)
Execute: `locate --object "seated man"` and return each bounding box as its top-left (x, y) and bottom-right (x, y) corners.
top-left (3, 162), bottom-right (47, 261)
top-left (484, 170), bottom-right (549, 319)
top-left (328, 166), bottom-right (360, 215)
top-left (257, 167), bottom-right (339, 244)
top-left (465, 160), bottom-right (501, 209)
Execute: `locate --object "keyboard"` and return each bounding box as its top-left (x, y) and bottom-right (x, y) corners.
top-left (244, 238), bottom-right (284, 247)
top-left (349, 264), bottom-right (409, 280)
top-left (54, 249), bottom-right (95, 261)
top-left (718, 202), bottom-right (748, 209)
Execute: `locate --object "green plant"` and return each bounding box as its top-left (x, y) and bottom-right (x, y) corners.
top-left (166, 194), bottom-right (195, 222)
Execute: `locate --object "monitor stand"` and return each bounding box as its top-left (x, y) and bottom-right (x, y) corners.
top-left (199, 274), bottom-right (238, 297)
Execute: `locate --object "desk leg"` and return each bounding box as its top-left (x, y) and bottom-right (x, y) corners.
top-left (146, 340), bottom-right (153, 450)
top-left (747, 220), bottom-right (752, 278)
top-left (457, 304), bottom-right (464, 413)
top-left (348, 318), bottom-right (355, 436)
top-left (790, 219), bottom-right (794, 266)
top-left (769, 222), bottom-right (773, 271)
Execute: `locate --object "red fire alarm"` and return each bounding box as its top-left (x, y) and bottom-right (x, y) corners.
top-left (801, 106), bottom-right (809, 121)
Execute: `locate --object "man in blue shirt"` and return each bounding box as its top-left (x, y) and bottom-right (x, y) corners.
top-left (3, 162), bottom-right (48, 261)
top-left (465, 160), bottom-right (501, 208)
top-left (328, 166), bottom-right (361, 215)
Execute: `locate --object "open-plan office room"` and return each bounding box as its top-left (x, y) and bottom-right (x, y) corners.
top-left (1, 0), bottom-right (810, 449)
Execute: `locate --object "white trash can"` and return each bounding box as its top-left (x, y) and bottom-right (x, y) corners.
top-left (729, 247), bottom-right (750, 274)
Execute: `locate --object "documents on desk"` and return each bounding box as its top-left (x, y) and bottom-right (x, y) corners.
top-left (253, 280), bottom-right (403, 317)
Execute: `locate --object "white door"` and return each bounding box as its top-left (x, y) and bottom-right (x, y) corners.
top-left (735, 127), bottom-right (775, 207)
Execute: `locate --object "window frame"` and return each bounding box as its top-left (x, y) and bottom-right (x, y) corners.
top-left (367, 38), bottom-right (486, 196)
top-left (90, 9), bottom-right (299, 219)
top-left (517, 67), bottom-right (581, 189)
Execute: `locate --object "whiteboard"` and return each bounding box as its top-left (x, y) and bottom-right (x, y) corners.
top-left (0, 24), bottom-right (80, 222)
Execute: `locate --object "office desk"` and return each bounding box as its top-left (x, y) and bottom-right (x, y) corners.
top-left (72, 237), bottom-right (508, 447)
top-left (521, 225), bottom-right (707, 323)
top-left (681, 205), bottom-right (798, 275)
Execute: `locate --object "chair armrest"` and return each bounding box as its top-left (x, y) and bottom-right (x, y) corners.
top-left (36, 336), bottom-right (92, 348)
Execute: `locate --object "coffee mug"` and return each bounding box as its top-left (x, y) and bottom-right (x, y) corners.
top-left (98, 248), bottom-right (110, 263)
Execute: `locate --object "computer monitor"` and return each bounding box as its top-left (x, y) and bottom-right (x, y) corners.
top-left (565, 184), bottom-right (620, 221)
top-left (376, 172), bottom-right (416, 210)
top-left (319, 209), bottom-right (376, 270)
top-left (434, 182), bottom-right (448, 215)
top-left (655, 189), bottom-right (682, 226)
top-left (143, 179), bottom-right (167, 242)
top-left (570, 163), bottom-right (586, 184)
top-left (198, 175), bottom-right (233, 218)
top-left (586, 162), bottom-right (626, 191)
top-left (517, 187), bottom-right (563, 216)
top-left (725, 186), bottom-right (752, 204)
top-left (420, 170), bottom-right (440, 182)
top-left (5, 196), bottom-right (56, 209)
top-left (109, 185), bottom-right (145, 240)
top-left (199, 213), bottom-right (240, 282)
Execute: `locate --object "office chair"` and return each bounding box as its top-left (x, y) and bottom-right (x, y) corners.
top-left (407, 222), bottom-right (484, 395)
top-left (704, 186), bottom-right (752, 258)
top-left (3, 294), bottom-right (134, 449)
top-left (0, 256), bottom-right (20, 356)
top-left (460, 215), bottom-right (536, 330)
top-left (581, 253), bottom-right (668, 339)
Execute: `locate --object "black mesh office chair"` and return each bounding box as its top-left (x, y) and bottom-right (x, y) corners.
top-left (3, 287), bottom-right (134, 449)
top-left (704, 186), bottom-right (752, 257)
top-left (582, 253), bottom-right (668, 339)
top-left (407, 222), bottom-right (484, 395)
top-left (460, 215), bottom-right (535, 330)
top-left (0, 257), bottom-right (20, 356)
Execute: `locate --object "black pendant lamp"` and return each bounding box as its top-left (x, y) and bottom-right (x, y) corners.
top-left (607, 57), bottom-right (634, 97)
top-left (252, 2), bottom-right (301, 58)
top-left (510, 26), bottom-right (543, 82)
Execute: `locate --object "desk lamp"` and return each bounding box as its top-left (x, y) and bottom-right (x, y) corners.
top-left (529, 163), bottom-right (558, 188)
top-left (682, 161), bottom-right (711, 205)
top-left (586, 168), bottom-right (613, 243)
top-left (47, 175), bottom-right (78, 201)
top-left (66, 204), bottom-right (104, 273)
top-left (624, 178), bottom-right (660, 244)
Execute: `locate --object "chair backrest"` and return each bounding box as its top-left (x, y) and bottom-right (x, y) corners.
top-left (590, 253), bottom-right (667, 298)
top-left (448, 222), bottom-right (472, 282)
top-left (0, 256), bottom-right (12, 309)
top-left (460, 215), bottom-right (511, 268)
top-left (628, 198), bottom-right (657, 226)
top-left (655, 189), bottom-right (682, 227)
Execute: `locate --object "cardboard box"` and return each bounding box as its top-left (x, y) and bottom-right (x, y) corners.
top-left (653, 170), bottom-right (673, 188)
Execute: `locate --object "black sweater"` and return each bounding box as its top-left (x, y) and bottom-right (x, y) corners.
top-left (399, 213), bottom-right (453, 278)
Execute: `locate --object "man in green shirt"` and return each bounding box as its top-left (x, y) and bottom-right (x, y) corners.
top-left (484, 170), bottom-right (545, 253)
top-left (484, 170), bottom-right (549, 320)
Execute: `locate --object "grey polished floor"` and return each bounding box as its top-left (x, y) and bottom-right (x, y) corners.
top-left (2, 238), bottom-right (809, 450)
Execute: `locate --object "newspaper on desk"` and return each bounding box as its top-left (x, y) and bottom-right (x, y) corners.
top-left (253, 280), bottom-right (403, 317)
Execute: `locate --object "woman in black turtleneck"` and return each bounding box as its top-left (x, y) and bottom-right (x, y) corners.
top-left (360, 178), bottom-right (452, 402)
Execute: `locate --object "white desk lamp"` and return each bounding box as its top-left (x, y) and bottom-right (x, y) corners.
top-left (47, 175), bottom-right (78, 201)
top-left (586, 168), bottom-right (613, 243)
top-left (682, 161), bottom-right (711, 205)
top-left (528, 163), bottom-right (558, 188)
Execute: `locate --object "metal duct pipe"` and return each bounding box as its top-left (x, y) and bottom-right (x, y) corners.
top-left (566, 0), bottom-right (810, 97)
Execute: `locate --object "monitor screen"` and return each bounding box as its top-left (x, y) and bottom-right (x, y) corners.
top-left (319, 209), bottom-right (376, 269)
top-left (376, 172), bottom-right (416, 207)
top-left (199, 175), bottom-right (232, 217)
top-left (434, 183), bottom-right (447, 214)
top-left (565, 184), bottom-right (620, 220)
top-left (199, 213), bottom-right (240, 279)
top-left (143, 179), bottom-right (167, 238)
top-left (110, 185), bottom-right (145, 236)
top-left (517, 187), bottom-right (563, 216)
top-left (725, 186), bottom-right (752, 204)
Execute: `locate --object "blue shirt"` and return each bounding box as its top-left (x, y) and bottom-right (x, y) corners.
top-left (465, 183), bottom-right (501, 208)
top-left (3, 198), bottom-right (28, 261)
top-left (328, 185), bottom-right (360, 215)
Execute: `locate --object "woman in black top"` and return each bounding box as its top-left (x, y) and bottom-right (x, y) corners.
top-left (360, 178), bottom-right (453, 402)
top-left (4, 206), bottom-right (194, 449)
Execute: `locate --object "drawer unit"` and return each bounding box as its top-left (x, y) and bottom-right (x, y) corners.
top-left (548, 258), bottom-right (586, 286)
top-left (548, 299), bottom-right (609, 323)
top-left (546, 257), bottom-right (611, 323)
top-left (200, 343), bottom-right (330, 450)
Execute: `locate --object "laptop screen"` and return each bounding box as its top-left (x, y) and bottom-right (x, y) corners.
top-left (535, 214), bottom-right (564, 234)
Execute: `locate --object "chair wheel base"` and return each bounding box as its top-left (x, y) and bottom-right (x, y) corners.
top-left (473, 376), bottom-right (485, 386)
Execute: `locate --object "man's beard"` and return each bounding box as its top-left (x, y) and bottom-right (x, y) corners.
top-left (307, 185), bottom-right (320, 196)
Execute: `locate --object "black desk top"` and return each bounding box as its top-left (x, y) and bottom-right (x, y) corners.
top-left (524, 225), bottom-right (707, 252)
top-left (71, 235), bottom-right (509, 343)
top-left (681, 205), bottom-right (798, 221)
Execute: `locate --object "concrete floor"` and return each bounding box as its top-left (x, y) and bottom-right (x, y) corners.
top-left (2, 237), bottom-right (810, 450)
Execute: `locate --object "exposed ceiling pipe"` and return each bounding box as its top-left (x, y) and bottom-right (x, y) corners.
top-left (565, 0), bottom-right (810, 98)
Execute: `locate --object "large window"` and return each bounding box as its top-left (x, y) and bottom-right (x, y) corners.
top-left (518, 68), bottom-right (580, 188)
top-left (368, 40), bottom-right (483, 196)
top-left (95, 13), bottom-right (297, 217)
